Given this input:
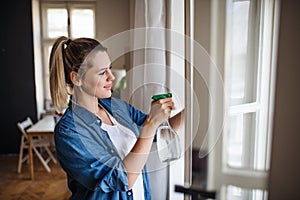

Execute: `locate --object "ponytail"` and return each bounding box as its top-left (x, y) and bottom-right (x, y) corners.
top-left (49, 36), bottom-right (70, 113)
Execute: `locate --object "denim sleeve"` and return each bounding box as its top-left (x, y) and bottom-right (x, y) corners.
top-left (128, 104), bottom-right (148, 126)
top-left (127, 103), bottom-right (158, 142)
top-left (54, 126), bottom-right (128, 192)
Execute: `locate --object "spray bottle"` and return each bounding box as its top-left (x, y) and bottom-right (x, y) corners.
top-left (152, 93), bottom-right (182, 162)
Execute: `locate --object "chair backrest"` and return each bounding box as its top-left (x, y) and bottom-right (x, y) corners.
top-left (17, 117), bottom-right (33, 138)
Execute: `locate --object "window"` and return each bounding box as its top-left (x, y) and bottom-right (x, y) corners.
top-left (207, 0), bottom-right (280, 198)
top-left (225, 0), bottom-right (275, 173)
top-left (225, 0), bottom-right (264, 171)
top-left (41, 2), bottom-right (96, 100)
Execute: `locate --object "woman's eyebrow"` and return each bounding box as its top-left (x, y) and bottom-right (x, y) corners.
top-left (98, 65), bottom-right (112, 73)
top-left (99, 68), bottom-right (106, 73)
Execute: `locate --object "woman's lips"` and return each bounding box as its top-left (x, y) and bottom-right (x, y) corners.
top-left (104, 84), bottom-right (112, 90)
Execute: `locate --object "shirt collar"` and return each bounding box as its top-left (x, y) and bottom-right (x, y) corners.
top-left (68, 97), bottom-right (113, 125)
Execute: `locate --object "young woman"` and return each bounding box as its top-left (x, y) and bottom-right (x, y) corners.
top-left (49, 36), bottom-right (183, 200)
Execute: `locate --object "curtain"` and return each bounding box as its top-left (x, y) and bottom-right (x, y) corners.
top-left (130, 0), bottom-right (169, 199)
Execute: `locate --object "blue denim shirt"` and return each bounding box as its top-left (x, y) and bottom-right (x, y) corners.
top-left (54, 97), bottom-right (151, 200)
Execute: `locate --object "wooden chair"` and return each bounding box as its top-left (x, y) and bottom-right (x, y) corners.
top-left (17, 117), bottom-right (57, 173)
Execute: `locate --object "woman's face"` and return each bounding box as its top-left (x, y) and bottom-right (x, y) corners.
top-left (79, 51), bottom-right (115, 99)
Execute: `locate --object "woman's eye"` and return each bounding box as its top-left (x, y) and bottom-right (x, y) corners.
top-left (99, 70), bottom-right (107, 75)
top-left (99, 66), bottom-right (112, 75)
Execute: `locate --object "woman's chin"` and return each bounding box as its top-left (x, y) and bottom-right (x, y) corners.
top-left (99, 91), bottom-right (112, 99)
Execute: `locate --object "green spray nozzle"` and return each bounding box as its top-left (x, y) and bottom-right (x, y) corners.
top-left (151, 93), bottom-right (172, 101)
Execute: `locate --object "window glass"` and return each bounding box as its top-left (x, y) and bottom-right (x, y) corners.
top-left (227, 112), bottom-right (256, 169)
top-left (71, 9), bottom-right (95, 38)
top-left (230, 2), bottom-right (249, 100)
top-left (228, 1), bottom-right (258, 106)
top-left (226, 185), bottom-right (268, 200)
top-left (47, 8), bottom-right (68, 38)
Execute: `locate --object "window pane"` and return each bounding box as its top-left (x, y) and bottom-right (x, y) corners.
top-left (228, 1), bottom-right (258, 105)
top-left (71, 9), bottom-right (95, 38)
top-left (226, 185), bottom-right (268, 200)
top-left (226, 112), bottom-right (256, 169)
top-left (47, 9), bottom-right (68, 38)
top-left (230, 2), bottom-right (249, 99)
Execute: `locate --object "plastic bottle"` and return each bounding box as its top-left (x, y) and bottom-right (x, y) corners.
top-left (152, 93), bottom-right (182, 162)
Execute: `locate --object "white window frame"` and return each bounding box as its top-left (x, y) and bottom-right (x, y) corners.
top-left (207, 0), bottom-right (280, 198)
top-left (224, 0), bottom-right (278, 176)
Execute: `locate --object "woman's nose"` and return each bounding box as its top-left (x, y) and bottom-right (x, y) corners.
top-left (107, 69), bottom-right (115, 81)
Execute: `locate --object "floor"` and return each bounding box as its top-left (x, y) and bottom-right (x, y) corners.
top-left (0, 154), bottom-right (71, 200)
top-left (0, 151), bottom-right (207, 200)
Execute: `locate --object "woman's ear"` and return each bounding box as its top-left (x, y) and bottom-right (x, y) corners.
top-left (70, 71), bottom-right (82, 86)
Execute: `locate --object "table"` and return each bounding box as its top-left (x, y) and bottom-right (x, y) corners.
top-left (26, 115), bottom-right (55, 180)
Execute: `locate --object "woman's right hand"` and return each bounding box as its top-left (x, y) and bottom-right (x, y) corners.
top-left (147, 97), bottom-right (175, 128)
top-left (125, 97), bottom-right (175, 188)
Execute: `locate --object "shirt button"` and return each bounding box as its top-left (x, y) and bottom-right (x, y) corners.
top-left (110, 150), bottom-right (114, 154)
top-left (127, 191), bottom-right (132, 196)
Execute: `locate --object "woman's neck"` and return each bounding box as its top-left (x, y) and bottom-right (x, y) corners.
top-left (71, 95), bottom-right (99, 114)
top-left (95, 106), bottom-right (114, 125)
top-left (72, 95), bottom-right (113, 125)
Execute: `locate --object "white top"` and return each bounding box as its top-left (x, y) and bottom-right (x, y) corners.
top-left (101, 112), bottom-right (144, 200)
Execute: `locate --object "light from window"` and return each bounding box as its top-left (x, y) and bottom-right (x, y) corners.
top-left (47, 9), bottom-right (68, 38)
top-left (71, 9), bottom-right (95, 38)
top-left (229, 2), bottom-right (250, 100)
top-left (226, 185), bottom-right (268, 200)
top-left (227, 112), bottom-right (256, 168)
top-left (228, 1), bottom-right (258, 106)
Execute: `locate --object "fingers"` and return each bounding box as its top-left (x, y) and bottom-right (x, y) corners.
top-left (152, 98), bottom-right (175, 118)
top-left (153, 98), bottom-right (175, 108)
top-left (154, 98), bottom-right (176, 110)
top-left (156, 97), bottom-right (172, 104)
top-left (149, 97), bottom-right (176, 126)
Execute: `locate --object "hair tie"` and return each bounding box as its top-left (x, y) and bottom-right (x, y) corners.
top-left (64, 39), bottom-right (71, 46)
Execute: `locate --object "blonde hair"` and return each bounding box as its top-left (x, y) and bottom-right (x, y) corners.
top-left (49, 36), bottom-right (106, 113)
